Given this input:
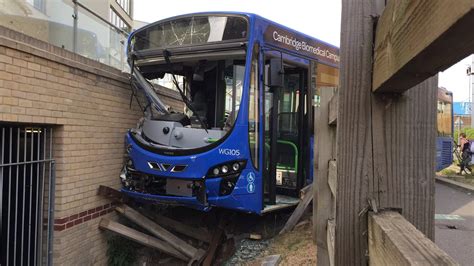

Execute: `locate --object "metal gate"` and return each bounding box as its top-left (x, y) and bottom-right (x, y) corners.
top-left (0, 125), bottom-right (55, 266)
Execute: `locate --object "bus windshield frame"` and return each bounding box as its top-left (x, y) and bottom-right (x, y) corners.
top-left (128, 14), bottom-right (249, 57)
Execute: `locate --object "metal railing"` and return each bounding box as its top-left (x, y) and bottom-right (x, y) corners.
top-left (0, 125), bottom-right (55, 266)
top-left (0, 0), bottom-right (130, 72)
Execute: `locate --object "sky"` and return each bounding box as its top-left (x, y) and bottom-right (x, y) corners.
top-left (134, 0), bottom-right (473, 102)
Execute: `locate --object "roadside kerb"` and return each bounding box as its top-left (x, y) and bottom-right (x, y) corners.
top-left (435, 176), bottom-right (474, 194)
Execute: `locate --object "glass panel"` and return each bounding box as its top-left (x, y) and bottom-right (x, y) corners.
top-left (279, 73), bottom-right (300, 137)
top-left (248, 45), bottom-right (259, 169)
top-left (133, 16), bottom-right (248, 51)
top-left (274, 71), bottom-right (300, 182)
top-left (110, 8), bottom-right (130, 32)
top-left (224, 63), bottom-right (244, 129)
top-left (0, 1), bottom-right (129, 71)
top-left (77, 5), bottom-right (128, 71)
top-left (0, 0), bottom-right (74, 51)
top-left (263, 62), bottom-right (272, 194)
top-left (116, 0), bottom-right (131, 15)
top-left (264, 63), bottom-right (272, 171)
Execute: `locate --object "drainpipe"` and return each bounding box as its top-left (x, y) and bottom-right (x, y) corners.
top-left (468, 56), bottom-right (474, 128)
top-left (72, 0), bottom-right (78, 53)
top-left (47, 161), bottom-right (56, 266)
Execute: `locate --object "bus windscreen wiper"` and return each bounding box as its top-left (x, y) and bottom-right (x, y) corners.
top-left (162, 50), bottom-right (208, 133)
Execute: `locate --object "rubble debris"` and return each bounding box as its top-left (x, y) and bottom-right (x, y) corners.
top-left (115, 204), bottom-right (205, 260)
top-left (98, 185), bottom-right (309, 265)
top-left (226, 239), bottom-right (270, 264)
top-left (279, 184), bottom-right (313, 235)
top-left (99, 218), bottom-right (187, 261)
top-left (202, 217), bottom-right (226, 266)
top-left (147, 213), bottom-right (212, 243)
top-left (261, 254), bottom-right (282, 266)
top-left (249, 233), bottom-right (263, 240)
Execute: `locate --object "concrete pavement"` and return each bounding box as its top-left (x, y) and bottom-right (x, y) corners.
top-left (435, 183), bottom-right (474, 265)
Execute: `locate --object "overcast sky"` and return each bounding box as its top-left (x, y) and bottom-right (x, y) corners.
top-left (134, 0), bottom-right (473, 102)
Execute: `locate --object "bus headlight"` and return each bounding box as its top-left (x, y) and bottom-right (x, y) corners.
top-left (206, 160), bottom-right (247, 196)
top-left (221, 165), bottom-right (229, 174)
top-left (206, 160), bottom-right (247, 178)
top-left (232, 163), bottom-right (240, 171)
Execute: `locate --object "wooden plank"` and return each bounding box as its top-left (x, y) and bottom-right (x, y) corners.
top-left (299, 184), bottom-right (312, 200)
top-left (279, 184), bottom-right (313, 235)
top-left (314, 88), bottom-right (336, 266)
top-left (327, 220), bottom-right (335, 266)
top-left (328, 92), bottom-right (338, 125)
top-left (317, 63), bottom-right (340, 88)
top-left (373, 0), bottom-right (474, 93)
top-left (327, 160), bottom-right (337, 197)
top-left (115, 204), bottom-right (202, 259)
top-left (148, 213), bottom-right (212, 243)
top-left (98, 218), bottom-right (187, 261)
top-left (202, 219), bottom-right (225, 266)
top-left (368, 211), bottom-right (457, 265)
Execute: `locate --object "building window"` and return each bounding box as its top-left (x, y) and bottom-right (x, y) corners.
top-left (116, 0), bottom-right (132, 16)
top-left (109, 9), bottom-right (131, 32)
top-left (26, 0), bottom-right (46, 13)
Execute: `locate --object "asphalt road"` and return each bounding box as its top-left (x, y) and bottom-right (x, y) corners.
top-left (435, 183), bottom-right (474, 265)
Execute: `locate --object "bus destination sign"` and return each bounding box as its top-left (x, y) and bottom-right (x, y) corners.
top-left (264, 25), bottom-right (340, 66)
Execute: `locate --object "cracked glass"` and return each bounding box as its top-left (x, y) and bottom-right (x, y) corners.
top-left (134, 16), bottom-right (247, 51)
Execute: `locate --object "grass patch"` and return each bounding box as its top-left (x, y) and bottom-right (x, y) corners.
top-left (439, 163), bottom-right (474, 186)
top-left (250, 221), bottom-right (316, 265)
top-left (440, 168), bottom-right (457, 176)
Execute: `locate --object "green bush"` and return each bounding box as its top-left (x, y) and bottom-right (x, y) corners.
top-left (106, 234), bottom-right (139, 266)
top-left (454, 127), bottom-right (474, 143)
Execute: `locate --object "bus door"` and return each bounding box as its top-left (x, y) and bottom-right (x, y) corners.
top-left (263, 54), bottom-right (309, 205)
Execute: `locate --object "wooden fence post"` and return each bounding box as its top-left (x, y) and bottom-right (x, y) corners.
top-left (314, 87), bottom-right (337, 265)
top-left (335, 1), bottom-right (438, 264)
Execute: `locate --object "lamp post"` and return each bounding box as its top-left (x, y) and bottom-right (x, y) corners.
top-left (468, 56), bottom-right (474, 128)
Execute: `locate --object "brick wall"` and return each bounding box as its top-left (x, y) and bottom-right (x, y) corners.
top-left (0, 26), bottom-right (182, 265)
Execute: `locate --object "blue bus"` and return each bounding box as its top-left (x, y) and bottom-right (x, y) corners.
top-left (120, 12), bottom-right (339, 214)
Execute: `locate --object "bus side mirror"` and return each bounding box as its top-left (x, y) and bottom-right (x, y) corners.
top-left (269, 57), bottom-right (283, 89)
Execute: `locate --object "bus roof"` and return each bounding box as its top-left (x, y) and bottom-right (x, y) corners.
top-left (131, 11), bottom-right (340, 67)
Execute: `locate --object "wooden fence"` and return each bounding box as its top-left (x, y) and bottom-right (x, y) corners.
top-left (314, 1), bottom-right (473, 264)
top-left (314, 89), bottom-right (458, 265)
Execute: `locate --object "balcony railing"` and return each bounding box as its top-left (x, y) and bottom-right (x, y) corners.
top-left (0, 0), bottom-right (130, 72)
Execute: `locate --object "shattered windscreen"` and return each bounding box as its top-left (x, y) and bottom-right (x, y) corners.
top-left (133, 16), bottom-right (248, 51)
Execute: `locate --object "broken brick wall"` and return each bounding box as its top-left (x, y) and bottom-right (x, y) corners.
top-left (0, 26), bottom-right (182, 265)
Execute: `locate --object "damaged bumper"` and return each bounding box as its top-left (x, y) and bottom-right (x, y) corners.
top-left (120, 188), bottom-right (210, 211)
